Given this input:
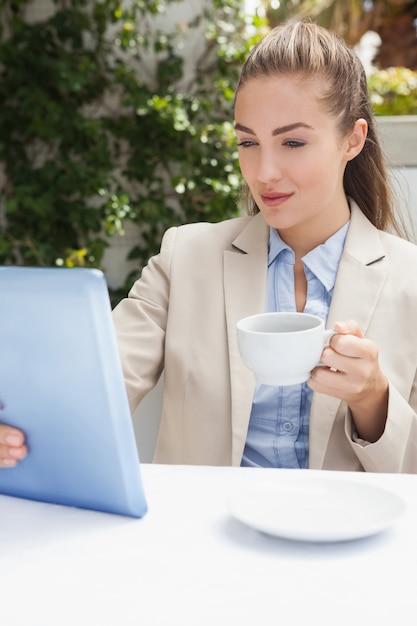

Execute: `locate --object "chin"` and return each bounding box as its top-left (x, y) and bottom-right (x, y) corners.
top-left (261, 211), bottom-right (298, 231)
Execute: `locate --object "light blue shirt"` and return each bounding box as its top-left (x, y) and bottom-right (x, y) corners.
top-left (241, 222), bottom-right (349, 469)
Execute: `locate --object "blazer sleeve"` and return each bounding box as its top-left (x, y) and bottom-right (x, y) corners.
top-left (346, 376), bottom-right (417, 472)
top-left (112, 227), bottom-right (177, 413)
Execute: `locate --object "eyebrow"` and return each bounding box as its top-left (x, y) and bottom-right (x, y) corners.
top-left (234, 122), bottom-right (313, 136)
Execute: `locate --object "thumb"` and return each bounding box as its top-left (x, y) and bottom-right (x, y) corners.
top-left (333, 319), bottom-right (365, 338)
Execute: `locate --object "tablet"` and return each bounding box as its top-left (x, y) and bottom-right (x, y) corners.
top-left (0, 266), bottom-right (147, 518)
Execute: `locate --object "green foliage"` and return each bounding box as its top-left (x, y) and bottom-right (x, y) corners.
top-left (367, 67), bottom-right (417, 115)
top-left (0, 0), bottom-right (262, 303)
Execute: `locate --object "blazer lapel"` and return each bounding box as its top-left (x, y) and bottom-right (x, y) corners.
top-left (309, 202), bottom-right (389, 468)
top-left (224, 213), bottom-right (269, 465)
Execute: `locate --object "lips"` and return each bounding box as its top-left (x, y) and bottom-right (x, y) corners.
top-left (260, 192), bottom-right (293, 207)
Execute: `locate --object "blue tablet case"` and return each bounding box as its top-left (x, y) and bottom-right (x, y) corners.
top-left (0, 266), bottom-right (147, 518)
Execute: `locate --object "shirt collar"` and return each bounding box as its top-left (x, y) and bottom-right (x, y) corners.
top-left (268, 228), bottom-right (291, 265)
top-left (268, 221), bottom-right (350, 292)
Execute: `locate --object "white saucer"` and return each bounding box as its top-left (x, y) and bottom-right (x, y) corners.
top-left (229, 472), bottom-right (406, 542)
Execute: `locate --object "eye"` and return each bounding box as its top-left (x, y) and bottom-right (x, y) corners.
top-left (284, 139), bottom-right (305, 149)
top-left (237, 139), bottom-right (257, 148)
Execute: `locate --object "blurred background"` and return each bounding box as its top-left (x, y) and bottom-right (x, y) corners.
top-left (1, 0), bottom-right (416, 305)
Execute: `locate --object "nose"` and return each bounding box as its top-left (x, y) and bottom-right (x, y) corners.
top-left (256, 148), bottom-right (283, 184)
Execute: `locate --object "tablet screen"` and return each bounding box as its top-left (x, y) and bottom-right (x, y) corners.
top-left (0, 267), bottom-right (147, 518)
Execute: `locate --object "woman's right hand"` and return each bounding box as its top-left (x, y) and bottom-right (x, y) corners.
top-left (0, 423), bottom-right (28, 468)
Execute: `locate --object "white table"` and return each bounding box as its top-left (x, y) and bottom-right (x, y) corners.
top-left (1, 464), bottom-right (417, 626)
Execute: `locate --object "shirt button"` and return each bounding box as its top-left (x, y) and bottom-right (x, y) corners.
top-left (283, 422), bottom-right (292, 432)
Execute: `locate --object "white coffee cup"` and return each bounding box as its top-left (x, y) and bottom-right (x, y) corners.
top-left (236, 312), bottom-right (336, 386)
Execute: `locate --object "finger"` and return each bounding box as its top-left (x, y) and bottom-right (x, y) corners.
top-left (0, 424), bottom-right (25, 447)
top-left (0, 444), bottom-right (28, 467)
top-left (308, 365), bottom-right (343, 395)
top-left (0, 424), bottom-right (28, 468)
top-left (0, 440), bottom-right (28, 467)
top-left (327, 335), bottom-right (378, 364)
top-left (333, 320), bottom-right (365, 339)
top-left (323, 335), bottom-right (362, 363)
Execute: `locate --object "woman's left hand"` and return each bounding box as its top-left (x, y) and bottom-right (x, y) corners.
top-left (308, 320), bottom-right (388, 442)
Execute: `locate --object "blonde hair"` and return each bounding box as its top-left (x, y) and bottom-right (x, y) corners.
top-left (235, 20), bottom-right (407, 237)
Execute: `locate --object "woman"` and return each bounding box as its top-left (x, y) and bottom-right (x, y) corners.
top-left (2, 21), bottom-right (417, 471)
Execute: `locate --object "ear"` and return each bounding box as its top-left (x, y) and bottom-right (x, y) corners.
top-left (345, 118), bottom-right (368, 161)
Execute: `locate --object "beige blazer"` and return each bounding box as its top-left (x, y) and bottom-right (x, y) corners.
top-left (113, 201), bottom-right (417, 472)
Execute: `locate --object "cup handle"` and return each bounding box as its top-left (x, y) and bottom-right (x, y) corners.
top-left (323, 328), bottom-right (337, 345)
top-left (316, 329), bottom-right (338, 368)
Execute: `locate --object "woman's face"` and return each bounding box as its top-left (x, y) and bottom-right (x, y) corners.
top-left (234, 75), bottom-right (366, 246)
